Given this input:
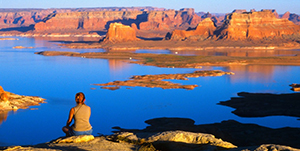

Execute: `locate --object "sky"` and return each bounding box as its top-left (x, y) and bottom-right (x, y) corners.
top-left (0, 0), bottom-right (299, 14)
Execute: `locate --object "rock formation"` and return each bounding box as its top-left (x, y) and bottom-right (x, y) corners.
top-left (113, 130), bottom-right (237, 149)
top-left (1, 8), bottom-right (300, 42)
top-left (166, 18), bottom-right (216, 40)
top-left (103, 23), bottom-right (139, 42)
top-left (94, 70), bottom-right (233, 90)
top-left (287, 13), bottom-right (300, 25)
top-left (0, 86), bottom-right (8, 102)
top-left (53, 135), bottom-right (95, 143)
top-left (33, 8), bottom-right (202, 34)
top-left (215, 10), bottom-right (300, 40)
top-left (138, 8), bottom-right (201, 31)
top-left (0, 86), bottom-right (45, 110)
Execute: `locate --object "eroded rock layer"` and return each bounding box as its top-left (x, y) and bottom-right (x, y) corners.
top-left (216, 10), bottom-right (300, 40)
top-left (167, 18), bottom-right (216, 40)
top-left (103, 23), bottom-right (139, 42)
top-left (34, 8), bottom-right (201, 33)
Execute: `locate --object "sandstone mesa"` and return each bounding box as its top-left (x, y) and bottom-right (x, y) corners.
top-left (103, 23), bottom-right (139, 43)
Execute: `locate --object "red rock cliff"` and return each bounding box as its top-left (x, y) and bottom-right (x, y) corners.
top-left (139, 8), bottom-right (201, 31)
top-left (167, 18), bottom-right (216, 40)
top-left (34, 8), bottom-right (201, 33)
top-left (103, 23), bottom-right (139, 42)
top-left (216, 10), bottom-right (300, 40)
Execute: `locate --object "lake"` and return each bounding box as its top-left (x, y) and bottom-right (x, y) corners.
top-left (0, 37), bottom-right (300, 146)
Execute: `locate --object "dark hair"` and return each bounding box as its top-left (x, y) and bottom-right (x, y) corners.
top-left (75, 92), bottom-right (85, 104)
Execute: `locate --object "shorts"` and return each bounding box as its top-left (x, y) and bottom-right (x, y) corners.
top-left (69, 128), bottom-right (93, 136)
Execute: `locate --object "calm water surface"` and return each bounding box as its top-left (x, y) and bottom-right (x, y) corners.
top-left (0, 37), bottom-right (300, 146)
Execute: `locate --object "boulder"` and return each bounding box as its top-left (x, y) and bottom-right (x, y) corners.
top-left (254, 144), bottom-right (300, 151)
top-left (146, 131), bottom-right (237, 149)
top-left (112, 130), bottom-right (237, 150)
top-left (103, 23), bottom-right (139, 43)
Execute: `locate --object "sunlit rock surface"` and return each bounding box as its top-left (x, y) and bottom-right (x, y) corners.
top-left (216, 10), bottom-right (300, 40)
top-left (167, 18), bottom-right (216, 40)
top-left (146, 131), bottom-right (237, 148)
top-left (103, 23), bottom-right (139, 43)
top-left (53, 135), bottom-right (95, 143)
top-left (0, 86), bottom-right (45, 111)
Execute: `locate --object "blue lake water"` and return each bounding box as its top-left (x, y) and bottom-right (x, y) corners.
top-left (0, 37), bottom-right (300, 146)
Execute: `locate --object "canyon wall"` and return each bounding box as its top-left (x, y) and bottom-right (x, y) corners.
top-left (216, 10), bottom-right (300, 40)
top-left (34, 8), bottom-right (202, 33)
top-left (167, 18), bottom-right (216, 40)
top-left (0, 7), bottom-right (299, 41)
top-left (167, 10), bottom-right (300, 41)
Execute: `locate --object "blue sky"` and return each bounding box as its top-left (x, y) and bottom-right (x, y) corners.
top-left (0, 0), bottom-right (299, 14)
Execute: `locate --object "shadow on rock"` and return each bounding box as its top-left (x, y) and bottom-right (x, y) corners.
top-left (113, 117), bottom-right (300, 149)
top-left (218, 92), bottom-right (300, 118)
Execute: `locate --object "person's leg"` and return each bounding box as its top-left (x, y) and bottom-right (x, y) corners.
top-left (62, 126), bottom-right (71, 137)
top-left (72, 129), bottom-right (93, 136)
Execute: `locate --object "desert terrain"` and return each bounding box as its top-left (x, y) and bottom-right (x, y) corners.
top-left (1, 6), bottom-right (300, 151)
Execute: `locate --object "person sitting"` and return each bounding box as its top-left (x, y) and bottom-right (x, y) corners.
top-left (62, 92), bottom-right (92, 136)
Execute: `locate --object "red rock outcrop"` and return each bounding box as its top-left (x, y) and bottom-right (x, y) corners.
top-left (286, 13), bottom-right (300, 25)
top-left (0, 86), bottom-right (8, 102)
top-left (34, 8), bottom-right (202, 33)
top-left (281, 11), bottom-right (290, 19)
top-left (34, 11), bottom-right (146, 32)
top-left (139, 8), bottom-right (201, 31)
top-left (0, 7), bottom-right (166, 30)
top-left (216, 10), bottom-right (300, 40)
top-left (103, 23), bottom-right (139, 42)
top-left (166, 18), bottom-right (216, 40)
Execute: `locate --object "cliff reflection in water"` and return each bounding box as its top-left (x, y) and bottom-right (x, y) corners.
top-left (225, 65), bottom-right (277, 84)
top-left (170, 49), bottom-right (300, 57)
top-left (108, 59), bottom-right (132, 78)
top-left (0, 111), bottom-right (12, 125)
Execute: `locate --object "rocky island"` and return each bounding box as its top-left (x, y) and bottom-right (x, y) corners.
top-left (94, 70), bottom-right (234, 90)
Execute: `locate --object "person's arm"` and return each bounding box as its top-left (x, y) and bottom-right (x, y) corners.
top-left (66, 108), bottom-right (75, 127)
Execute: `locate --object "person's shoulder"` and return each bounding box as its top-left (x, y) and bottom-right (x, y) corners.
top-left (84, 104), bottom-right (91, 108)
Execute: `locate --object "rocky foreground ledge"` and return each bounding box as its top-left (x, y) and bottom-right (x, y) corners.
top-left (0, 86), bottom-right (45, 111)
top-left (2, 117), bottom-right (300, 150)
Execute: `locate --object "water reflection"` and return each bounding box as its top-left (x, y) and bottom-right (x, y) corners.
top-left (0, 111), bottom-right (8, 125)
top-left (225, 65), bottom-right (276, 83)
top-left (169, 49), bottom-right (300, 57)
top-left (0, 111), bottom-right (16, 125)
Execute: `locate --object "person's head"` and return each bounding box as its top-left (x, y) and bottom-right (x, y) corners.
top-left (75, 92), bottom-right (85, 104)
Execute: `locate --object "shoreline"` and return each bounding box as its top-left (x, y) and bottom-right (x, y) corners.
top-left (1, 34), bottom-right (300, 51)
top-left (35, 50), bottom-right (300, 68)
